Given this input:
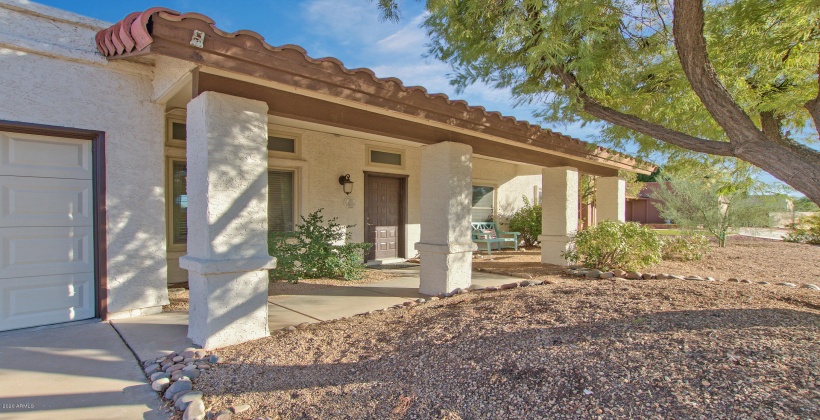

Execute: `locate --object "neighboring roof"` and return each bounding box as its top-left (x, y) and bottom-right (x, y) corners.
top-left (95, 7), bottom-right (653, 174)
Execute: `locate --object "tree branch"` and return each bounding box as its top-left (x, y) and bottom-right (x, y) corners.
top-left (672, 0), bottom-right (768, 150)
top-left (805, 53), bottom-right (820, 142)
top-left (549, 66), bottom-right (735, 156)
top-left (760, 111), bottom-right (788, 146)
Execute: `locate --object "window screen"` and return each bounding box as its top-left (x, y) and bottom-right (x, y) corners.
top-left (268, 170), bottom-right (294, 233)
top-left (471, 185), bottom-right (494, 222)
top-left (370, 150), bottom-right (402, 166)
top-left (268, 136), bottom-right (295, 153)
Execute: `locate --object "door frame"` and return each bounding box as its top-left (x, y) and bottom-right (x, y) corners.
top-left (363, 171), bottom-right (408, 261)
top-left (0, 120), bottom-right (108, 320)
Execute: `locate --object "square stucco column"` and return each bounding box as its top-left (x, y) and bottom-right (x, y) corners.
top-left (414, 142), bottom-right (477, 295)
top-left (539, 167), bottom-right (579, 265)
top-left (596, 176), bottom-right (626, 222)
top-left (179, 92), bottom-right (276, 349)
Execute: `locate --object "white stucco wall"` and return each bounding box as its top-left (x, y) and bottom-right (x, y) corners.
top-left (473, 158), bottom-right (542, 229)
top-left (0, 2), bottom-right (170, 315)
top-left (165, 118), bottom-right (545, 281)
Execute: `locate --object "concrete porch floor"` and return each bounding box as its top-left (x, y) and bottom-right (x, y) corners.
top-left (111, 267), bottom-right (517, 362)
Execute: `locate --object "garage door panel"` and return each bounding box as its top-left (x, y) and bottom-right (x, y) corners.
top-left (0, 132), bottom-right (92, 179)
top-left (0, 226), bottom-right (94, 279)
top-left (0, 272), bottom-right (94, 331)
top-left (0, 176), bottom-right (92, 227)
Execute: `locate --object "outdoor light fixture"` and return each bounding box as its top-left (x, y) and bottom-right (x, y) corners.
top-left (338, 174), bottom-right (354, 195)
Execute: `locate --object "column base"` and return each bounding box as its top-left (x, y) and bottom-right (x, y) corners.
top-left (187, 270), bottom-right (270, 349)
top-left (539, 235), bottom-right (573, 266)
top-left (415, 242), bottom-right (477, 296)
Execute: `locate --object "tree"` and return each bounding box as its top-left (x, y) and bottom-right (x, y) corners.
top-left (376, 0), bottom-right (820, 205)
top-left (649, 165), bottom-right (778, 247)
top-left (793, 196), bottom-right (820, 212)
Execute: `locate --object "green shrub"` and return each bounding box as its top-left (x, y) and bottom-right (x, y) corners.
top-left (661, 232), bottom-right (711, 261)
top-left (784, 213), bottom-right (820, 245)
top-left (508, 196), bottom-right (542, 246)
top-left (563, 220), bottom-right (662, 271)
top-left (268, 209), bottom-right (372, 282)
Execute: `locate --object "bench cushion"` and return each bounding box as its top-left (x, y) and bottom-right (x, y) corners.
top-left (480, 229), bottom-right (497, 239)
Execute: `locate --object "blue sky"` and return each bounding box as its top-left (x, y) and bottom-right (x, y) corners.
top-left (35, 0), bottom-right (796, 193)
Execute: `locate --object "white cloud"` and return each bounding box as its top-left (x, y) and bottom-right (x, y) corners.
top-left (374, 12), bottom-right (428, 53)
top-left (300, 0), bottom-right (400, 45)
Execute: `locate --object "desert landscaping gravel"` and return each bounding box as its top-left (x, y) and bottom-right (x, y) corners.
top-left (190, 238), bottom-right (819, 419)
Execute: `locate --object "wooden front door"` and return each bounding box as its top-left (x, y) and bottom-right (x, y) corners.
top-left (365, 175), bottom-right (404, 261)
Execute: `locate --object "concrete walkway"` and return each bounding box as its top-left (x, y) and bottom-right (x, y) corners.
top-left (112, 267), bottom-right (517, 361)
top-left (0, 322), bottom-right (166, 420)
top-left (0, 267), bottom-right (516, 419)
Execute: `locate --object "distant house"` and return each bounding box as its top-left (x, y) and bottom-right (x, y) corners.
top-left (626, 182), bottom-right (667, 225)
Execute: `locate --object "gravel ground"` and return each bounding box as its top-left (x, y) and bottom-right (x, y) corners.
top-left (473, 237), bottom-right (820, 285)
top-left (191, 240), bottom-right (820, 419)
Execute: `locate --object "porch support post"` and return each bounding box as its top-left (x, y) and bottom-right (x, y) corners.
top-left (539, 167), bottom-right (579, 265)
top-left (597, 176), bottom-right (626, 222)
top-left (415, 141), bottom-right (477, 295)
top-left (180, 91), bottom-right (276, 349)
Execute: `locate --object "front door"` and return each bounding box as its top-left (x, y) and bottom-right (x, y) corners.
top-left (365, 175), bottom-right (404, 261)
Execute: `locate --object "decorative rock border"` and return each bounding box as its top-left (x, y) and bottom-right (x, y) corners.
top-left (562, 266), bottom-right (820, 291)
top-left (141, 348), bottom-right (249, 420)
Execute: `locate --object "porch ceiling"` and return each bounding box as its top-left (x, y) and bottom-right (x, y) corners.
top-left (96, 8), bottom-right (653, 176)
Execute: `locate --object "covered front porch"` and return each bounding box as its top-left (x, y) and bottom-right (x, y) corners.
top-left (109, 267), bottom-right (521, 362)
top-left (96, 8), bottom-right (650, 349)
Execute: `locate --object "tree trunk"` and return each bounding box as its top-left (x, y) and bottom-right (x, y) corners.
top-left (672, 0), bottom-right (820, 205)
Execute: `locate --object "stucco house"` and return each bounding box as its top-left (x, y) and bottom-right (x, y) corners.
top-left (0, 1), bottom-right (650, 348)
top-left (626, 182), bottom-right (667, 225)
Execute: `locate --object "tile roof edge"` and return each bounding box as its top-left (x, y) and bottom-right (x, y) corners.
top-left (94, 7), bottom-right (653, 172)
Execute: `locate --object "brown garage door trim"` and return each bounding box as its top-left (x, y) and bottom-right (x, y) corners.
top-left (0, 120), bottom-right (108, 321)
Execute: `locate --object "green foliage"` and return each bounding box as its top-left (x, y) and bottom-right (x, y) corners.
top-left (793, 197), bottom-right (820, 212)
top-left (784, 213), bottom-right (820, 245)
top-left (417, 0), bottom-right (817, 153)
top-left (637, 168), bottom-right (662, 183)
top-left (563, 220), bottom-right (663, 271)
top-left (661, 232), bottom-right (712, 261)
top-left (268, 209), bottom-right (372, 282)
top-left (508, 196), bottom-right (541, 246)
top-left (650, 165), bottom-right (778, 247)
top-left (376, 0), bottom-right (820, 201)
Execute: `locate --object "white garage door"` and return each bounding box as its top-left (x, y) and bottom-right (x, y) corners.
top-left (0, 131), bottom-right (95, 332)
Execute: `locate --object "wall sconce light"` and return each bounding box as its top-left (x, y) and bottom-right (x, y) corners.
top-left (338, 174), bottom-right (354, 195)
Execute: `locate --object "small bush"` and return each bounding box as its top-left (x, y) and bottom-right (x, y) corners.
top-left (784, 213), bottom-right (820, 245)
top-left (661, 232), bottom-right (711, 261)
top-left (563, 220), bottom-right (662, 271)
top-left (268, 209), bottom-right (372, 282)
top-left (508, 196), bottom-right (542, 246)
